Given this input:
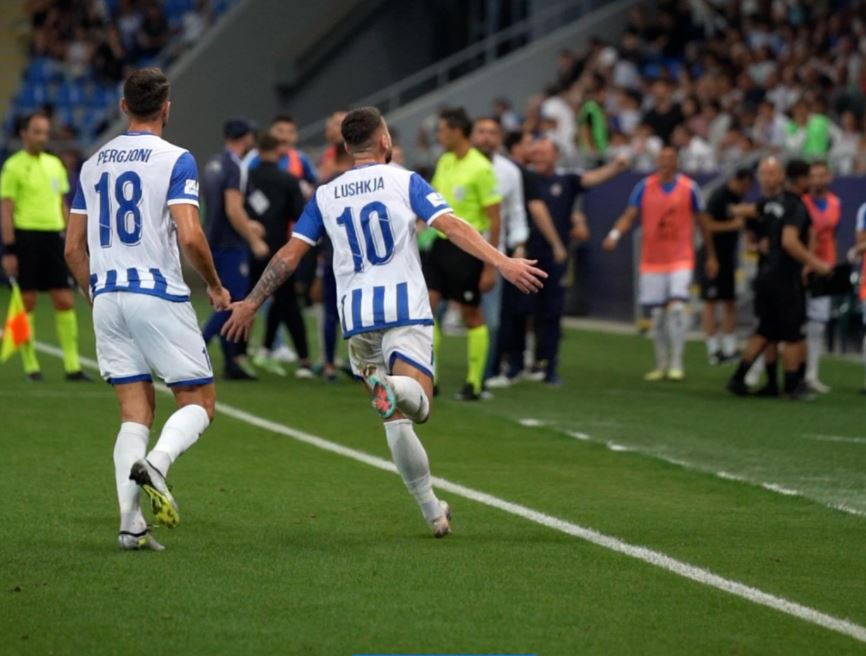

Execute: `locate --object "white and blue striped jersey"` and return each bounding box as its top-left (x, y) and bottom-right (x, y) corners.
top-left (70, 131), bottom-right (200, 302)
top-left (293, 163), bottom-right (452, 337)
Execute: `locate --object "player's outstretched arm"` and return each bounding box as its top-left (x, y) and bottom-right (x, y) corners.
top-left (433, 213), bottom-right (546, 294)
top-left (64, 211), bottom-right (91, 303)
top-left (602, 205), bottom-right (638, 251)
top-left (171, 203), bottom-right (230, 310)
top-left (221, 237), bottom-right (312, 342)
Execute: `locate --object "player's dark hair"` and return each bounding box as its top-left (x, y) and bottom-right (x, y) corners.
top-left (503, 130), bottom-right (527, 153)
top-left (123, 67), bottom-right (169, 120)
top-left (733, 167), bottom-right (754, 181)
top-left (785, 158), bottom-right (810, 180)
top-left (810, 159), bottom-right (829, 170)
top-left (341, 107), bottom-right (383, 148)
top-left (439, 107), bottom-right (472, 138)
top-left (472, 115), bottom-right (501, 130)
top-left (257, 132), bottom-right (280, 153)
top-left (271, 114), bottom-right (295, 126)
top-left (20, 110), bottom-right (49, 132)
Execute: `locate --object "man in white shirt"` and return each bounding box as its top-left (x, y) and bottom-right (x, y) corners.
top-left (471, 116), bottom-right (530, 385)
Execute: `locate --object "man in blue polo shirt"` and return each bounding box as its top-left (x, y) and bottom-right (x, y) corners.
top-left (201, 118), bottom-right (270, 379)
top-left (528, 138), bottom-right (628, 384)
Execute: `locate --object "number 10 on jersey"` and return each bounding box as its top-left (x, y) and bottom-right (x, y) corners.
top-left (96, 171), bottom-right (143, 247)
top-left (336, 201), bottom-right (395, 272)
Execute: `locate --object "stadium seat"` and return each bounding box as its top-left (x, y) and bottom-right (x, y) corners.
top-left (55, 81), bottom-right (85, 109)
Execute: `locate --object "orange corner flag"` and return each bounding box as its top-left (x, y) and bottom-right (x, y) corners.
top-left (1, 281), bottom-right (32, 363)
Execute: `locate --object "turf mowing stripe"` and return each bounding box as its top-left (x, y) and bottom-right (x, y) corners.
top-left (32, 341), bottom-right (866, 646)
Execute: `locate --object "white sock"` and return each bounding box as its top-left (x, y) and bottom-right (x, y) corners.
top-left (721, 333), bottom-right (738, 358)
top-left (384, 419), bottom-right (441, 523)
top-left (114, 422), bottom-right (149, 534)
top-left (806, 320), bottom-right (824, 382)
top-left (651, 307), bottom-right (669, 371)
top-left (147, 405), bottom-right (210, 478)
top-left (388, 375), bottom-right (430, 423)
top-left (668, 302), bottom-right (687, 371)
top-left (705, 334), bottom-right (720, 357)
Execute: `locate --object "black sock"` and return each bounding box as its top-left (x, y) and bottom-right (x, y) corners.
top-left (784, 370), bottom-right (800, 394)
top-left (733, 360), bottom-right (752, 382)
top-left (764, 361), bottom-right (778, 389)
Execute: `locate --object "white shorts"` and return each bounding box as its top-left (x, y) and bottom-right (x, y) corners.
top-left (639, 269), bottom-right (692, 307)
top-left (93, 292), bottom-right (213, 387)
top-left (348, 324), bottom-right (434, 380)
top-left (807, 295), bottom-right (831, 323)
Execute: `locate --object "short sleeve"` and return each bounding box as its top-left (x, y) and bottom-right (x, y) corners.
top-left (784, 198), bottom-right (809, 231)
top-left (477, 162), bottom-right (502, 207)
top-left (299, 152), bottom-right (319, 185)
top-left (627, 179), bottom-right (646, 208)
top-left (522, 169), bottom-right (541, 203)
top-left (224, 157), bottom-right (241, 192)
top-left (409, 172), bottom-right (452, 224)
top-left (70, 180), bottom-right (87, 214)
top-left (293, 192), bottom-right (325, 245)
top-left (57, 160), bottom-right (70, 195)
top-left (0, 160), bottom-right (18, 200)
top-left (167, 151), bottom-right (200, 206)
top-left (706, 188), bottom-right (725, 220)
top-left (857, 203), bottom-right (866, 233)
top-left (688, 179), bottom-right (704, 212)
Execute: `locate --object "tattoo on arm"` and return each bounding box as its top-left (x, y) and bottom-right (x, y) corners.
top-left (248, 256), bottom-right (291, 306)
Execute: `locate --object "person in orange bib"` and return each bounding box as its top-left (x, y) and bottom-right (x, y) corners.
top-left (802, 161), bottom-right (840, 393)
top-left (604, 147), bottom-right (717, 381)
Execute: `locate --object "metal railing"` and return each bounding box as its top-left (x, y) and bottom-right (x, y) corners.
top-left (296, 0), bottom-right (611, 145)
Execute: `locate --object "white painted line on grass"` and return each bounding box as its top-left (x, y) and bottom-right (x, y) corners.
top-left (31, 341), bottom-right (866, 646)
top-left (804, 434), bottom-right (866, 445)
top-left (606, 442), bottom-right (631, 452)
top-left (761, 483), bottom-right (800, 497)
top-left (518, 418), bottom-right (546, 427)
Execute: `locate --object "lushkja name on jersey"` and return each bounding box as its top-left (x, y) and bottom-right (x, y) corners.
top-left (333, 176), bottom-right (385, 199)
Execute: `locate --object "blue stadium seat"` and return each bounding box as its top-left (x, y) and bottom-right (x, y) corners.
top-left (55, 81), bottom-right (85, 109)
top-left (15, 82), bottom-right (47, 108)
top-left (25, 57), bottom-right (61, 84)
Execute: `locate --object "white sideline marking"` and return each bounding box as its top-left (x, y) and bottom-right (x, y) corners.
top-left (518, 418), bottom-right (546, 427)
top-left (804, 434), bottom-right (866, 446)
top-left (568, 431), bottom-right (591, 441)
top-left (762, 483), bottom-right (800, 497)
top-left (30, 342), bottom-right (866, 645)
top-left (607, 442), bottom-right (631, 452)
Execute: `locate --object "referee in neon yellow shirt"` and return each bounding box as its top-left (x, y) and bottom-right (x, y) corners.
top-left (424, 107), bottom-right (502, 401)
top-left (0, 112), bottom-right (87, 381)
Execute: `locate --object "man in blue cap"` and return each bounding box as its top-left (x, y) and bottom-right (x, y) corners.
top-left (201, 118), bottom-right (269, 379)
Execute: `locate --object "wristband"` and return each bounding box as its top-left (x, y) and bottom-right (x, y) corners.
top-left (3, 243), bottom-right (16, 255)
top-left (607, 229), bottom-right (621, 242)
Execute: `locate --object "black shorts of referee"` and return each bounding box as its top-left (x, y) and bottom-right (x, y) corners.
top-left (14, 229), bottom-right (71, 291)
top-left (754, 274), bottom-right (805, 343)
top-left (422, 237), bottom-right (483, 307)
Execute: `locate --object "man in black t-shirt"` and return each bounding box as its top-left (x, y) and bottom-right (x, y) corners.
top-left (727, 158), bottom-right (831, 400)
top-left (700, 168), bottom-right (754, 364)
top-left (244, 133), bottom-right (310, 377)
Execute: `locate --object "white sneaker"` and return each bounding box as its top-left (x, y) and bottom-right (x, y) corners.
top-left (744, 365), bottom-right (762, 388)
top-left (118, 530), bottom-right (165, 551)
top-left (806, 378), bottom-right (831, 394)
top-left (294, 365), bottom-right (315, 379)
top-left (430, 500), bottom-right (452, 538)
top-left (271, 345), bottom-right (298, 363)
top-left (486, 375), bottom-right (513, 389)
top-left (129, 459), bottom-right (180, 529)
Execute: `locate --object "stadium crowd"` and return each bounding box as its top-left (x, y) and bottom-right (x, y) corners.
top-left (413, 0), bottom-right (866, 175)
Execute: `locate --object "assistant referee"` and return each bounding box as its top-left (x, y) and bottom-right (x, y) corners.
top-left (0, 112), bottom-right (87, 381)
top-left (424, 107), bottom-right (502, 401)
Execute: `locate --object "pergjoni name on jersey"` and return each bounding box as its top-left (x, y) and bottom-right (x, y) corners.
top-left (96, 148), bottom-right (154, 165)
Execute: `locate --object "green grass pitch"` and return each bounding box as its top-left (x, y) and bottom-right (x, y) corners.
top-left (2, 289), bottom-right (866, 655)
